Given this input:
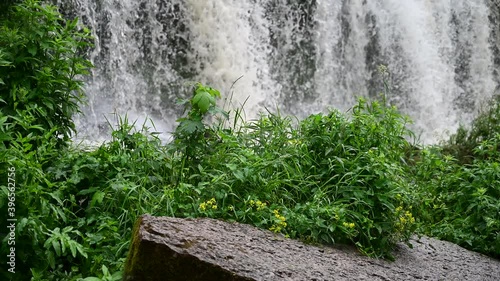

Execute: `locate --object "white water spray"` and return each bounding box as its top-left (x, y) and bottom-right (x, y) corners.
top-left (61, 0), bottom-right (498, 144)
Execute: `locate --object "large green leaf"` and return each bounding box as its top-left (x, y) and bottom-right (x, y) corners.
top-left (192, 90), bottom-right (213, 113)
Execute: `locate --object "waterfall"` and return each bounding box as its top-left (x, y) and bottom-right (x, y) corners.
top-left (56, 0), bottom-right (499, 144)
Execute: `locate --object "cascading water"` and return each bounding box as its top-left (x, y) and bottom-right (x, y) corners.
top-left (56, 0), bottom-right (500, 144)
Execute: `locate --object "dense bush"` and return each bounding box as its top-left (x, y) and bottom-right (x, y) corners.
top-left (413, 98), bottom-right (500, 258)
top-left (2, 118), bottom-right (171, 280)
top-left (0, 0), bottom-right (92, 148)
top-left (0, 0), bottom-right (92, 279)
top-left (1, 82), bottom-right (420, 279)
top-left (170, 94), bottom-right (418, 259)
top-left (442, 95), bottom-right (500, 164)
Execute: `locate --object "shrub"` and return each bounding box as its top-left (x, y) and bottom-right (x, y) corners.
top-left (1, 115), bottom-right (170, 280)
top-left (0, 0), bottom-right (93, 148)
top-left (413, 96), bottom-right (500, 258)
top-left (291, 99), bottom-right (417, 258)
top-left (414, 136), bottom-right (500, 258)
top-left (443, 95), bottom-right (500, 164)
top-left (0, 1), bottom-right (93, 279)
top-left (179, 96), bottom-right (418, 259)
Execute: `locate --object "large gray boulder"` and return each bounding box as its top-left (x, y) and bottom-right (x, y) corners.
top-left (123, 214), bottom-right (500, 281)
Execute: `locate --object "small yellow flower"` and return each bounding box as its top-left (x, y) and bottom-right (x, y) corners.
top-left (199, 198), bottom-right (217, 212)
top-left (343, 222), bottom-right (355, 229)
top-left (395, 209), bottom-right (415, 231)
top-left (270, 226), bottom-right (282, 232)
top-left (405, 211), bottom-right (415, 224)
top-left (269, 209), bottom-right (287, 233)
top-left (199, 202), bottom-right (207, 211)
top-left (228, 206), bottom-right (234, 211)
top-left (256, 200), bottom-right (267, 211)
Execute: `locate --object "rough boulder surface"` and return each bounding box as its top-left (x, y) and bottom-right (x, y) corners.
top-left (123, 215), bottom-right (500, 281)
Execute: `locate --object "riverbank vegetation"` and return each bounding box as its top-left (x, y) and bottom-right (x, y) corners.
top-left (1, 1), bottom-right (499, 280)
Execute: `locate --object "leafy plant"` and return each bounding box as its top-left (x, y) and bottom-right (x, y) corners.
top-left (413, 135), bottom-right (500, 258)
top-left (442, 95), bottom-right (500, 164)
top-left (172, 83), bottom-right (229, 179)
top-left (0, 0), bottom-right (93, 148)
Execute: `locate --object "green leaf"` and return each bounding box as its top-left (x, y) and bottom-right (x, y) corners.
top-left (52, 239), bottom-right (61, 256)
top-left (102, 265), bottom-right (110, 276)
top-left (192, 91), bottom-right (212, 113)
top-left (50, 204), bottom-right (67, 222)
top-left (27, 45), bottom-right (37, 56)
top-left (111, 271), bottom-right (123, 281)
top-left (77, 243), bottom-right (88, 258)
top-left (68, 240), bottom-right (77, 258)
top-left (208, 87), bottom-right (221, 98)
top-left (178, 119), bottom-right (204, 135)
top-left (46, 251), bottom-right (56, 269)
top-left (91, 191), bottom-right (105, 206)
top-left (60, 236), bottom-right (67, 255)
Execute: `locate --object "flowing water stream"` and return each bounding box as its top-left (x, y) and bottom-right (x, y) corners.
top-left (56, 0), bottom-right (500, 143)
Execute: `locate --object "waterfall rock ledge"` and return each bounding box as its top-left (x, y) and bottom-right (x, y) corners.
top-left (123, 215), bottom-right (500, 281)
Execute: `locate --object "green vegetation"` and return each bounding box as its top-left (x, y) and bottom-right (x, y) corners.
top-left (412, 99), bottom-right (500, 257)
top-left (0, 0), bottom-right (92, 149)
top-left (1, 1), bottom-right (499, 280)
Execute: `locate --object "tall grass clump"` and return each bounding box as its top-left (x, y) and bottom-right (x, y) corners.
top-left (172, 87), bottom-right (418, 259)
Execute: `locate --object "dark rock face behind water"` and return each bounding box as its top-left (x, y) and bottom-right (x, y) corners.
top-left (123, 215), bottom-right (500, 281)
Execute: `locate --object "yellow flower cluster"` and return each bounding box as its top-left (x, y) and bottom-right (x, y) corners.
top-left (399, 211), bottom-right (415, 225)
top-left (395, 205), bottom-right (415, 231)
top-left (342, 222), bottom-right (355, 229)
top-left (269, 209), bottom-right (287, 233)
top-left (199, 198), bottom-right (217, 212)
top-left (249, 199), bottom-right (267, 211)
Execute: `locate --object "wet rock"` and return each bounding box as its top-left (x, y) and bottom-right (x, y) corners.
top-left (123, 215), bottom-right (500, 281)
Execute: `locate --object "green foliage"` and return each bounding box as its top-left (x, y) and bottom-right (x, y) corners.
top-left (2, 77), bottom-right (500, 279)
top-left (0, 3), bottom-right (498, 274)
top-left (442, 95), bottom-right (500, 164)
top-left (167, 95), bottom-right (417, 259)
top-left (172, 82), bottom-right (228, 179)
top-left (1, 116), bottom-right (170, 280)
top-left (292, 99), bottom-right (416, 258)
top-left (0, 0), bottom-right (93, 147)
top-left (412, 95), bottom-right (500, 258)
top-left (413, 128), bottom-right (500, 258)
